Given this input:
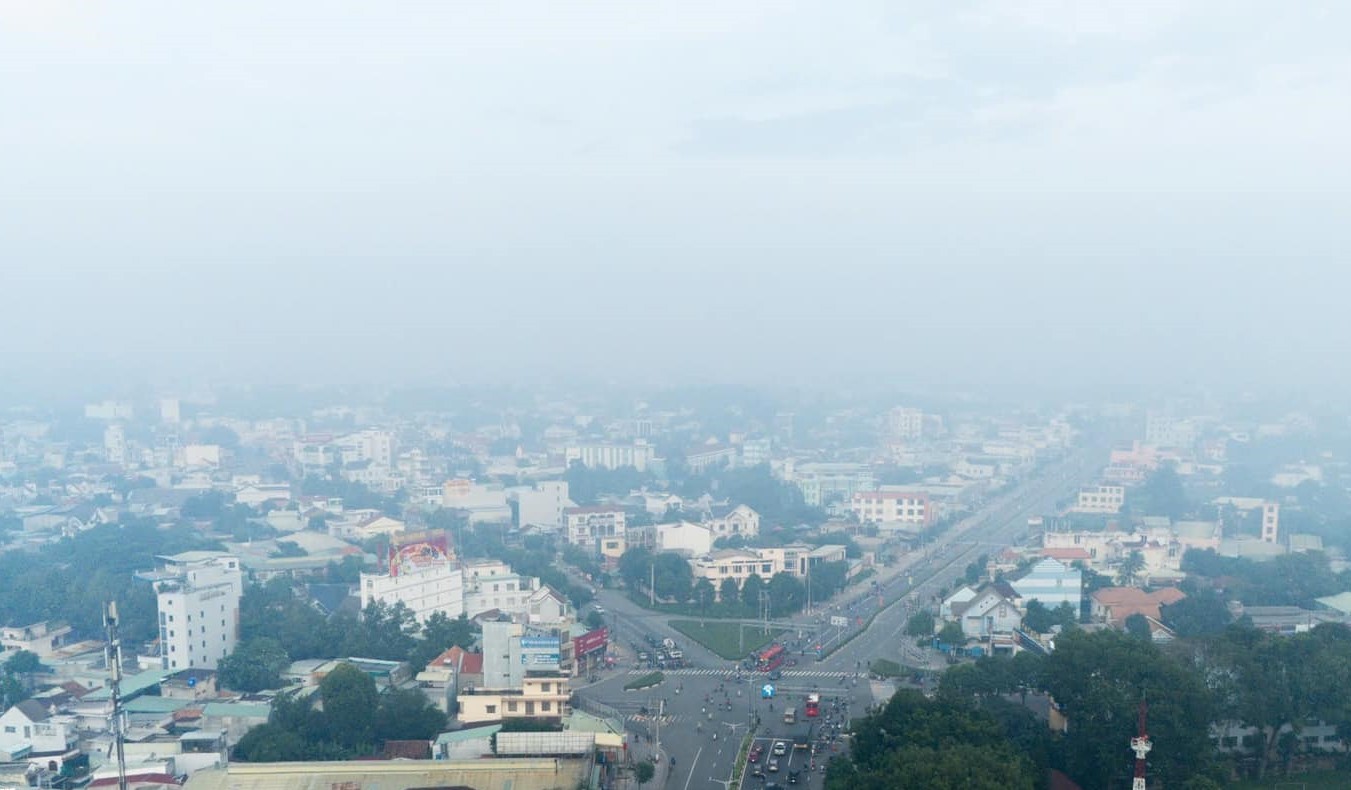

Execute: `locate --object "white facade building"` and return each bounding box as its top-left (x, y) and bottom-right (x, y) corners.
top-left (148, 552), bottom-right (244, 671)
top-left (361, 560), bottom-right (465, 624)
top-left (563, 506), bottom-right (627, 550)
top-left (514, 481), bottom-right (569, 530)
top-left (1073, 485), bottom-right (1126, 514)
top-left (850, 491), bottom-right (931, 529)
top-left (887, 407), bottom-right (925, 440)
top-left (564, 441), bottom-right (654, 471)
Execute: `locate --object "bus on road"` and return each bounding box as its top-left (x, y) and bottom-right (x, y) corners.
top-left (757, 643), bottom-right (786, 672)
top-left (805, 693), bottom-right (821, 717)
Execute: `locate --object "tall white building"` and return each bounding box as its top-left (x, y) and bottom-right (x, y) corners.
top-left (160, 398), bottom-right (181, 425)
top-left (360, 538), bottom-right (464, 623)
top-left (564, 441), bottom-right (653, 472)
top-left (337, 428), bottom-right (394, 468)
top-left (513, 481), bottom-right (569, 531)
top-left (887, 407), bottom-right (925, 440)
top-left (103, 424), bottom-right (127, 465)
top-left (146, 552), bottom-right (244, 671)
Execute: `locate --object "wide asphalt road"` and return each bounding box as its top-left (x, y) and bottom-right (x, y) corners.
top-left (577, 434), bottom-right (1114, 789)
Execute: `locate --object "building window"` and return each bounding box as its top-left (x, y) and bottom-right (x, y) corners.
top-left (485, 705), bottom-right (497, 714)
top-left (541, 683), bottom-right (551, 692)
top-left (507, 701), bottom-right (518, 712)
top-left (542, 701), bottom-right (552, 712)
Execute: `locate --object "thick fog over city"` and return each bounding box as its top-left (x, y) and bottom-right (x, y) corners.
top-left (3, 2), bottom-right (1350, 399)
top-left (3, 4), bottom-right (1351, 790)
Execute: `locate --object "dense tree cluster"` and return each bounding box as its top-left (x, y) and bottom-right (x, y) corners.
top-left (826, 689), bottom-right (1040, 789)
top-left (232, 662), bottom-right (446, 761)
top-left (617, 546), bottom-right (848, 617)
top-left (1182, 549), bottom-right (1351, 608)
top-left (225, 579), bottom-right (478, 692)
top-left (0, 518), bottom-right (220, 643)
top-left (928, 622), bottom-right (1351, 786)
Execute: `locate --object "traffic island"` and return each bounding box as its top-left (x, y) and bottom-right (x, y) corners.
top-left (669, 619), bottom-right (784, 660)
top-left (623, 671), bottom-right (665, 691)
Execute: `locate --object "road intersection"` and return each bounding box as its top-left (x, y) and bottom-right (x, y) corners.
top-left (577, 438), bottom-right (1112, 788)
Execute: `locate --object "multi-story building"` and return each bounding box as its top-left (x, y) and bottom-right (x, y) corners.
top-left (692, 550), bottom-right (780, 598)
top-left (458, 621), bottom-right (570, 724)
top-left (691, 543), bottom-right (850, 598)
top-left (740, 437), bottom-right (772, 467)
top-left (360, 535), bottom-right (463, 623)
top-left (1145, 412), bottom-right (1198, 449)
top-left (887, 407), bottom-right (925, 440)
top-left (144, 552), bottom-right (244, 671)
top-left (849, 491), bottom-right (931, 529)
top-left (336, 428), bottom-right (394, 469)
top-left (564, 441), bottom-right (654, 472)
top-left (513, 481), bottom-right (569, 531)
top-left (103, 424), bottom-right (127, 465)
top-left (702, 504), bottom-right (759, 539)
top-left (1073, 485), bottom-right (1125, 514)
top-left (563, 506), bottom-right (627, 551)
top-left (789, 462), bottom-right (876, 507)
top-left (1009, 558), bottom-right (1082, 611)
top-left (462, 560), bottom-right (541, 620)
top-left (685, 443), bottom-right (738, 474)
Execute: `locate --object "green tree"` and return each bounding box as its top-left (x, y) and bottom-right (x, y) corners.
top-left (904, 610), bottom-right (935, 639)
top-left (1130, 465), bottom-right (1191, 520)
top-left (766, 572), bottom-right (805, 616)
top-left (651, 552), bottom-right (693, 602)
top-left (319, 662), bottom-right (378, 750)
top-left (937, 621), bottom-right (965, 646)
top-left (618, 546), bottom-right (655, 591)
top-left (1022, 600), bottom-right (1055, 633)
top-left (718, 577), bottom-right (740, 606)
top-left (374, 687), bottom-right (448, 742)
top-left (231, 723), bottom-right (311, 762)
top-left (1161, 590), bottom-right (1232, 638)
top-left (1118, 550), bottom-right (1146, 586)
top-left (740, 574), bottom-right (766, 610)
top-left (408, 611), bottom-right (478, 672)
top-left (1124, 613), bottom-right (1152, 640)
top-left (4, 650), bottom-right (43, 676)
top-left (808, 561), bottom-right (850, 601)
top-left (693, 578), bottom-right (716, 613)
top-left (218, 637), bottom-right (291, 692)
top-left (1043, 629), bottom-right (1215, 788)
top-left (634, 760), bottom-right (655, 786)
top-left (835, 689), bottom-right (1038, 790)
top-left (585, 610), bottom-right (606, 630)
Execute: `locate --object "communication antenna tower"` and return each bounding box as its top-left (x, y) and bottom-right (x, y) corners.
top-left (1130, 698), bottom-right (1152, 790)
top-left (103, 602), bottom-right (129, 790)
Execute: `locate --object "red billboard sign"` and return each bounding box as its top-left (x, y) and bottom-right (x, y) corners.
top-left (573, 627), bottom-right (609, 656)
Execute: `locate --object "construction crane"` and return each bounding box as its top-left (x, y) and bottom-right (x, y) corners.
top-left (1130, 699), bottom-right (1151, 790)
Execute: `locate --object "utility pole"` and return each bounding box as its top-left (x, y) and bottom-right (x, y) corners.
top-left (103, 602), bottom-right (129, 790)
top-left (650, 562), bottom-right (655, 607)
top-left (806, 562), bottom-right (812, 616)
top-left (1130, 698), bottom-right (1151, 790)
top-left (759, 590), bottom-right (770, 634)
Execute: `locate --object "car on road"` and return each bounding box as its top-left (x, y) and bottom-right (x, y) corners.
top-left (772, 741), bottom-right (787, 756)
top-left (592, 605), bottom-right (605, 614)
top-left (767, 758), bottom-right (779, 773)
top-left (748, 745), bottom-right (762, 763)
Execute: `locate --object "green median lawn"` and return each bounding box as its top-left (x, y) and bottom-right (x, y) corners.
top-left (669, 619), bottom-right (784, 660)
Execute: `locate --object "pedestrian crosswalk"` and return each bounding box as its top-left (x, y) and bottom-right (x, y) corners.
top-left (626, 667), bottom-right (853, 679)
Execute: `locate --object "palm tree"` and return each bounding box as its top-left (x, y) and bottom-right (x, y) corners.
top-left (1118, 550), bottom-right (1146, 586)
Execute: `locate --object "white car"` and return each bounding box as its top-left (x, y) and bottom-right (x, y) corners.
top-left (768, 759), bottom-right (780, 773)
top-left (772, 741), bottom-right (788, 756)
top-left (593, 606), bottom-right (606, 614)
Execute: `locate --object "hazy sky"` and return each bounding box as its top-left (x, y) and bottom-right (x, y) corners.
top-left (2, 2), bottom-right (1348, 397)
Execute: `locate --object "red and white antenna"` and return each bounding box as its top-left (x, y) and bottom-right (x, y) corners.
top-left (1131, 698), bottom-right (1151, 790)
